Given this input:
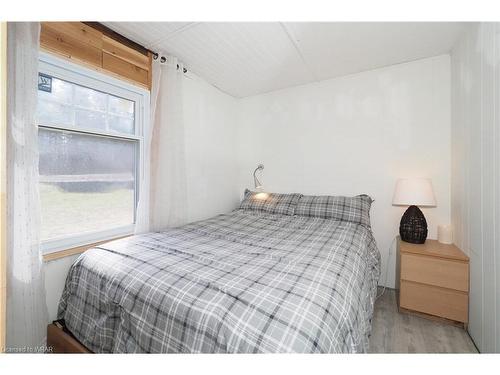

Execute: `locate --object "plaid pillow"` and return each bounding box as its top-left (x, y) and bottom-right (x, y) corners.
top-left (295, 194), bottom-right (373, 226)
top-left (240, 189), bottom-right (303, 216)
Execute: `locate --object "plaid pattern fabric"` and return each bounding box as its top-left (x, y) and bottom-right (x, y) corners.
top-left (239, 189), bottom-right (302, 215)
top-left (295, 195), bottom-right (373, 227)
top-left (58, 209), bottom-right (380, 353)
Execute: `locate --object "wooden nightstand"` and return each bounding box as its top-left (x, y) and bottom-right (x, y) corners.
top-left (396, 237), bottom-right (469, 327)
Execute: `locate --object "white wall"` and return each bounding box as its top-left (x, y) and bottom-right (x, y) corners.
top-left (237, 55), bottom-right (452, 289)
top-left (451, 22), bottom-right (500, 353)
top-left (45, 255), bottom-right (80, 321)
top-left (44, 73), bottom-right (240, 321)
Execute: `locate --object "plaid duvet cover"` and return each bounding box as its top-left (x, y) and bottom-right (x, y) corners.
top-left (58, 209), bottom-right (380, 353)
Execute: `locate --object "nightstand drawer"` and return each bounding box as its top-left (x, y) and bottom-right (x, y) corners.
top-left (401, 253), bottom-right (469, 292)
top-left (400, 280), bottom-right (468, 323)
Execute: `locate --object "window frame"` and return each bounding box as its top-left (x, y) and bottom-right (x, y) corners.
top-left (38, 52), bottom-right (150, 255)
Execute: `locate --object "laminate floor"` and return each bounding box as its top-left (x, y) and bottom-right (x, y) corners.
top-left (368, 288), bottom-right (478, 353)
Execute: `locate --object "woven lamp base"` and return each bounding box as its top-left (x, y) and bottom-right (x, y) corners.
top-left (399, 205), bottom-right (428, 244)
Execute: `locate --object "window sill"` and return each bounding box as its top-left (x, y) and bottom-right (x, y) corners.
top-left (42, 234), bottom-right (131, 262)
top-left (41, 225), bottom-right (135, 256)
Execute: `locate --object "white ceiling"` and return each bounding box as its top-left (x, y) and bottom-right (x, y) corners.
top-left (104, 22), bottom-right (466, 98)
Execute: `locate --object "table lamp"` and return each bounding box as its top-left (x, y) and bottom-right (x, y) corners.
top-left (392, 178), bottom-right (437, 244)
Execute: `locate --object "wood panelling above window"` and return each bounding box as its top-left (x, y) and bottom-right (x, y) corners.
top-left (40, 22), bottom-right (102, 67)
top-left (40, 22), bottom-right (152, 90)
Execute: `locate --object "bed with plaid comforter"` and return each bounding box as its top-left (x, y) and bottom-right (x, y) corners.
top-left (58, 209), bottom-right (380, 353)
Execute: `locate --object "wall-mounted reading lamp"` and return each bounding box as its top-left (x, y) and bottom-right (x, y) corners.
top-left (253, 164), bottom-right (264, 190)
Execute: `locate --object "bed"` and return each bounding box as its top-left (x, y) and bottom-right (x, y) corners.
top-left (56, 193), bottom-right (380, 353)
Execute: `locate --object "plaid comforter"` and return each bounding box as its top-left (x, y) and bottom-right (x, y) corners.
top-left (58, 209), bottom-right (380, 353)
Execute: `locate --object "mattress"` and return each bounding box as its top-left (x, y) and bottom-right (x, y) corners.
top-left (58, 209), bottom-right (380, 353)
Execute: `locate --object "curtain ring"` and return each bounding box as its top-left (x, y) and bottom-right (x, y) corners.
top-left (160, 56), bottom-right (166, 63)
top-left (176, 64), bottom-right (188, 74)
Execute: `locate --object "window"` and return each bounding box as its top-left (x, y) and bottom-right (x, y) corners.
top-left (37, 53), bottom-right (149, 254)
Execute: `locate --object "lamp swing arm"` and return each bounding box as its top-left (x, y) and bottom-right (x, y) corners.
top-left (253, 164), bottom-right (264, 189)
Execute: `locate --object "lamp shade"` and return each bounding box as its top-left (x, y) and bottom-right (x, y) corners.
top-left (392, 178), bottom-right (437, 207)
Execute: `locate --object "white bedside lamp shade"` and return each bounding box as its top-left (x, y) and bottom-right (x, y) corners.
top-left (392, 178), bottom-right (437, 207)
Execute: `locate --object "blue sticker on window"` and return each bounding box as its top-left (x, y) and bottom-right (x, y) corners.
top-left (38, 73), bottom-right (52, 93)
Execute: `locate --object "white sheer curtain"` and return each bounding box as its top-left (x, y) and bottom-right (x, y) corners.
top-left (134, 58), bottom-right (160, 234)
top-left (135, 55), bottom-right (188, 233)
top-left (6, 22), bottom-right (48, 351)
